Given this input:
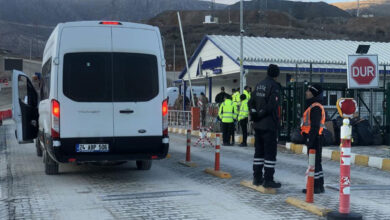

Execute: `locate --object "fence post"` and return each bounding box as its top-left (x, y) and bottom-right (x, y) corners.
top-left (215, 134), bottom-right (221, 171)
top-left (191, 107), bottom-right (200, 130)
top-left (186, 129), bottom-right (191, 162)
top-left (306, 149), bottom-right (316, 203)
top-left (327, 118), bottom-right (362, 220)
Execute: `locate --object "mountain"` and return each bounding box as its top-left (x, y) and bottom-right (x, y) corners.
top-left (229, 0), bottom-right (351, 20)
top-left (333, 0), bottom-right (390, 17)
top-left (0, 0), bottom-right (226, 25)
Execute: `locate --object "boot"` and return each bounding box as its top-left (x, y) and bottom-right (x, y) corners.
top-left (252, 175), bottom-right (264, 186)
top-left (263, 180), bottom-right (282, 188)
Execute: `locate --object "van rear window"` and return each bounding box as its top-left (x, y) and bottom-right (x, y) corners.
top-left (63, 53), bottom-right (112, 102)
top-left (63, 52), bottom-right (159, 102)
top-left (113, 53), bottom-right (158, 102)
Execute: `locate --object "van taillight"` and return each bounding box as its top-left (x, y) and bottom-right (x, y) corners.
top-left (99, 21), bottom-right (122, 25)
top-left (162, 99), bottom-right (168, 137)
top-left (51, 99), bottom-right (60, 139)
top-left (162, 99), bottom-right (168, 116)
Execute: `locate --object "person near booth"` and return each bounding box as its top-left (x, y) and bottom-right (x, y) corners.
top-left (238, 94), bottom-right (249, 147)
top-left (301, 84), bottom-right (326, 194)
top-left (218, 94), bottom-right (237, 146)
top-left (249, 64), bottom-right (282, 188)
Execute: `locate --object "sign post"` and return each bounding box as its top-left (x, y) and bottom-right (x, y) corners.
top-left (347, 54), bottom-right (379, 126)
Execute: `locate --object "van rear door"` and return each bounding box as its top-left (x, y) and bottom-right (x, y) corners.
top-left (59, 27), bottom-right (114, 138)
top-left (111, 27), bottom-right (162, 137)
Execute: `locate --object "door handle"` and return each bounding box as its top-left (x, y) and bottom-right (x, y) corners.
top-left (120, 109), bottom-right (134, 114)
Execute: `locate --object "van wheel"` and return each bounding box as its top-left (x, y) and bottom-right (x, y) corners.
top-left (136, 160), bottom-right (152, 170)
top-left (44, 150), bottom-right (59, 175)
top-left (35, 139), bottom-right (42, 157)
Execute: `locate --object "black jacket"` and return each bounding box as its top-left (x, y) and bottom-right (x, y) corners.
top-left (248, 76), bottom-right (281, 131)
top-left (304, 95), bottom-right (323, 149)
top-left (215, 92), bottom-right (226, 104)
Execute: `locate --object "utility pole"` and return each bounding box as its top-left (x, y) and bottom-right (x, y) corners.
top-left (240, 0), bottom-right (245, 94)
top-left (173, 43), bottom-right (176, 72)
top-left (357, 0), bottom-right (360, 17)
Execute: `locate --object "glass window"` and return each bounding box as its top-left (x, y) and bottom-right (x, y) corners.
top-left (63, 53), bottom-right (112, 102)
top-left (113, 53), bottom-right (159, 102)
top-left (40, 58), bottom-right (51, 100)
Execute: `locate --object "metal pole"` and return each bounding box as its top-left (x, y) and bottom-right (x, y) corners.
top-left (173, 43), bottom-right (176, 72)
top-left (384, 65), bottom-right (387, 127)
top-left (370, 88), bottom-right (374, 126)
top-left (309, 63), bottom-right (313, 83)
top-left (209, 77), bottom-right (212, 103)
top-left (177, 11), bottom-right (195, 107)
top-left (357, 0), bottom-right (360, 17)
top-left (240, 0), bottom-right (245, 94)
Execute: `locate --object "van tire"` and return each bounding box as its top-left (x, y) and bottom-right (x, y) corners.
top-left (44, 150), bottom-right (59, 175)
top-left (35, 139), bottom-right (43, 157)
top-left (136, 160), bottom-right (152, 170)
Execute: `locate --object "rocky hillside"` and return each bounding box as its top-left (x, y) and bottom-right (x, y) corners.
top-left (333, 0), bottom-right (390, 17)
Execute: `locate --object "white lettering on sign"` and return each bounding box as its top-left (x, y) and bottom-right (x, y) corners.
top-left (352, 66), bottom-right (375, 77)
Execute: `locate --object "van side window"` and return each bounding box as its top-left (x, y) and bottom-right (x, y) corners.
top-left (41, 58), bottom-right (52, 100)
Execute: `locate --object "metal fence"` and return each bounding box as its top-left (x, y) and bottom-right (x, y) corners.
top-left (168, 110), bottom-right (192, 128)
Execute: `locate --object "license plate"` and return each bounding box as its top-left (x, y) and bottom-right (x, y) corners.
top-left (76, 144), bottom-right (109, 152)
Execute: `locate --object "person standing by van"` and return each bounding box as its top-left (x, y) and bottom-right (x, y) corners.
top-left (249, 64), bottom-right (281, 188)
top-left (219, 94), bottom-right (237, 146)
top-left (301, 84), bottom-right (325, 194)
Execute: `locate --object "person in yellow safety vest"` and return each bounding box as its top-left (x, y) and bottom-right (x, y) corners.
top-left (244, 86), bottom-right (251, 101)
top-left (238, 94), bottom-right (249, 147)
top-left (301, 84), bottom-right (326, 194)
top-left (218, 94), bottom-right (238, 146)
top-left (233, 89), bottom-right (241, 106)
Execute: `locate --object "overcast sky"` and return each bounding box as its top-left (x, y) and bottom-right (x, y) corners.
top-left (214, 0), bottom-right (357, 4)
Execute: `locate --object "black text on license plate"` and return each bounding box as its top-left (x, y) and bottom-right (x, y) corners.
top-left (76, 144), bottom-right (109, 152)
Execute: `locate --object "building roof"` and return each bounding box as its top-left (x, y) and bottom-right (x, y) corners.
top-left (180, 35), bottom-right (390, 79)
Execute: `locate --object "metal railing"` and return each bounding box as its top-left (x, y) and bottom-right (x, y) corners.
top-left (168, 110), bottom-right (192, 128)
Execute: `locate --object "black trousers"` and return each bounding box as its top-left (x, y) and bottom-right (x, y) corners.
top-left (253, 129), bottom-right (277, 181)
top-left (222, 122), bottom-right (234, 144)
top-left (239, 118), bottom-right (248, 144)
top-left (307, 135), bottom-right (324, 188)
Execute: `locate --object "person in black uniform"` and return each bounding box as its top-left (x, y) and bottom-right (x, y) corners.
top-left (301, 84), bottom-right (325, 194)
top-left (249, 64), bottom-right (282, 188)
top-left (215, 87), bottom-right (226, 105)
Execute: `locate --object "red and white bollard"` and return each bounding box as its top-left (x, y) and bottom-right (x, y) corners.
top-left (306, 149), bottom-right (316, 203)
top-left (327, 118), bottom-right (362, 220)
top-left (215, 134), bottom-right (221, 171)
top-left (186, 129), bottom-right (191, 162)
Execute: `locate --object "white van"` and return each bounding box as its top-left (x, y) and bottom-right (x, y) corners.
top-left (12, 21), bottom-right (169, 175)
top-left (167, 87), bottom-right (179, 107)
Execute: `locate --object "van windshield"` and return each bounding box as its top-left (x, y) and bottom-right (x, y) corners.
top-left (63, 52), bottom-right (159, 102)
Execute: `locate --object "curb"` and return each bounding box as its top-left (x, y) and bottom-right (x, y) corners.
top-left (285, 197), bottom-right (332, 217)
top-left (285, 143), bottom-right (390, 172)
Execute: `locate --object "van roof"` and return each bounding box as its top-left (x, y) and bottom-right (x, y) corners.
top-left (59, 21), bottom-right (158, 31)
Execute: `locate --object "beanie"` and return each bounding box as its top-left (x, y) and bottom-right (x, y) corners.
top-left (308, 84), bottom-right (323, 97)
top-left (240, 94), bottom-right (246, 101)
top-left (267, 64), bottom-right (280, 78)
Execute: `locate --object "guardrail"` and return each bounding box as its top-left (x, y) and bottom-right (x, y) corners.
top-left (168, 110), bottom-right (192, 128)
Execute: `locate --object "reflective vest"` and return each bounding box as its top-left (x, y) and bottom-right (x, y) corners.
top-left (233, 92), bottom-right (241, 105)
top-left (243, 90), bottom-right (251, 101)
top-left (301, 102), bottom-right (326, 135)
top-left (238, 99), bottom-right (249, 121)
top-left (219, 99), bottom-right (237, 123)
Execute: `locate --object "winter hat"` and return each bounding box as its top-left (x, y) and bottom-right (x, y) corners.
top-left (267, 64), bottom-right (280, 78)
top-left (240, 94), bottom-right (246, 101)
top-left (308, 84), bottom-right (323, 97)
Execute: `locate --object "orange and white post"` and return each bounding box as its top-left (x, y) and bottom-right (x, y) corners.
top-left (204, 133), bottom-right (231, 178)
top-left (178, 129), bottom-right (197, 167)
top-left (186, 129), bottom-right (191, 162)
top-left (306, 149), bottom-right (316, 203)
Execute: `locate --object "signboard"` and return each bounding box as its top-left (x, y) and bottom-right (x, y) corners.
top-left (347, 55), bottom-right (379, 89)
top-left (4, 59), bottom-right (23, 71)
